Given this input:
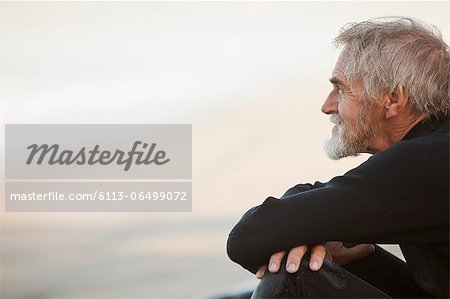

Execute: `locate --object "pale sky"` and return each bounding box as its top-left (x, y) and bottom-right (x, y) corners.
top-left (1, 2), bottom-right (448, 124)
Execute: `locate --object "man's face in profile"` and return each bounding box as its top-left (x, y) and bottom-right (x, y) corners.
top-left (321, 49), bottom-right (383, 159)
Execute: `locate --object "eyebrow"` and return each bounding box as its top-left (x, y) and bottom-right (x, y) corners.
top-left (329, 77), bottom-right (343, 86)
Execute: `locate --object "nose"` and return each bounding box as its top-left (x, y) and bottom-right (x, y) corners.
top-left (321, 92), bottom-right (338, 115)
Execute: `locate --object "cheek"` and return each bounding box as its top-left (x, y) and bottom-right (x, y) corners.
top-left (338, 101), bottom-right (359, 124)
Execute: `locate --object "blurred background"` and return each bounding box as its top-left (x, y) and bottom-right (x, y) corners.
top-left (0, 2), bottom-right (448, 298)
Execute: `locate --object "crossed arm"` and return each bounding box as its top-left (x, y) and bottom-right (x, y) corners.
top-left (227, 144), bottom-right (449, 274)
top-left (252, 183), bottom-right (375, 278)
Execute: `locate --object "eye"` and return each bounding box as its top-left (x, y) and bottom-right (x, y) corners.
top-left (334, 85), bottom-right (343, 97)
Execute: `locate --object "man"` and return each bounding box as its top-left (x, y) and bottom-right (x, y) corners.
top-left (227, 17), bottom-right (449, 298)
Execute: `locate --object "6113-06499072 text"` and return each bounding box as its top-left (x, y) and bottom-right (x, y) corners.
top-left (9, 191), bottom-right (188, 201)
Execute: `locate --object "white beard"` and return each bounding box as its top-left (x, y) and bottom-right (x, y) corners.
top-left (324, 131), bottom-right (359, 160)
top-left (323, 114), bottom-right (368, 160)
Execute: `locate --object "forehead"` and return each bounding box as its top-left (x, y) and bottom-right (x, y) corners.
top-left (331, 48), bottom-right (351, 84)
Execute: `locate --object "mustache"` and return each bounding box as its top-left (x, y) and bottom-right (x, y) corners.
top-left (330, 114), bottom-right (343, 125)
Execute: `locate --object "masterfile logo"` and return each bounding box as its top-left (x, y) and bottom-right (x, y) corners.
top-left (6, 124), bottom-right (191, 180)
top-left (26, 141), bottom-right (170, 171)
top-left (5, 124), bottom-right (192, 212)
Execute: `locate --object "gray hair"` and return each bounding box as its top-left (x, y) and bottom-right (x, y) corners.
top-left (334, 17), bottom-right (450, 116)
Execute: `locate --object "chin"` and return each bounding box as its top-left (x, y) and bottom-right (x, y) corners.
top-left (324, 137), bottom-right (361, 160)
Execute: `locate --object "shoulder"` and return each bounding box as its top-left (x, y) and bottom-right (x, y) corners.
top-left (327, 121), bottom-right (449, 200)
top-left (373, 120), bottom-right (449, 165)
top-left (357, 121), bottom-right (448, 197)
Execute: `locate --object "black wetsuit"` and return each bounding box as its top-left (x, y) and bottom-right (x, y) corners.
top-left (227, 117), bottom-right (449, 298)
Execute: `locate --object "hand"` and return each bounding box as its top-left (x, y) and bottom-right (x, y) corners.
top-left (255, 244), bottom-right (325, 278)
top-left (255, 242), bottom-right (375, 279)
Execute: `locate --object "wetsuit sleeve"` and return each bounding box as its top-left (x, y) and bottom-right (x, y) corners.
top-left (227, 135), bottom-right (449, 273)
top-left (281, 181), bottom-right (326, 198)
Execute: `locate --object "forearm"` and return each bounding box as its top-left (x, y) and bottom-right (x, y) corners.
top-left (227, 184), bottom-right (448, 273)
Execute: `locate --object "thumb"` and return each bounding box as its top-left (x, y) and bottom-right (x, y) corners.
top-left (335, 244), bottom-right (375, 265)
top-left (348, 243), bottom-right (376, 256)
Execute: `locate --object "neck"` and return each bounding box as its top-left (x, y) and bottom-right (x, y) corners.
top-left (367, 113), bottom-right (429, 154)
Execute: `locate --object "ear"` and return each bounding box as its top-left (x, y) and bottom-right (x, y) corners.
top-left (384, 84), bottom-right (409, 120)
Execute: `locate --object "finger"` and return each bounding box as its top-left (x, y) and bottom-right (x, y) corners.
top-left (256, 265), bottom-right (267, 279)
top-left (268, 251), bottom-right (286, 273)
top-left (286, 245), bottom-right (307, 273)
top-left (309, 244), bottom-right (327, 271)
